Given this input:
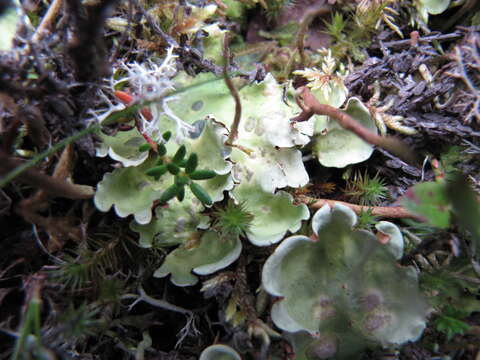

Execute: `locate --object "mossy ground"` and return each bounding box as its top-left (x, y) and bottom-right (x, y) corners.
top-left (0, 1), bottom-right (479, 359)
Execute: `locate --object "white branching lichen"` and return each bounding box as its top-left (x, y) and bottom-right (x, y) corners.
top-left (93, 47), bottom-right (195, 142)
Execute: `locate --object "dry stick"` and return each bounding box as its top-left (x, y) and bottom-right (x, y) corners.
top-left (0, 100), bottom-right (144, 189)
top-left (32, 0), bottom-right (63, 42)
top-left (299, 196), bottom-right (422, 221)
top-left (296, 5), bottom-right (331, 69)
top-left (293, 86), bottom-right (420, 166)
top-left (0, 153), bottom-right (93, 199)
top-left (223, 34), bottom-right (241, 145)
top-left (372, 32), bottom-right (462, 49)
top-left (222, 34), bottom-right (253, 156)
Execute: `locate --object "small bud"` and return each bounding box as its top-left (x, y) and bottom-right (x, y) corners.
top-left (185, 153), bottom-right (198, 174)
top-left (189, 169), bottom-right (216, 180)
top-left (159, 184), bottom-right (181, 203)
top-left (167, 163), bottom-right (180, 175)
top-left (138, 143), bottom-right (152, 152)
top-left (162, 131), bottom-right (172, 142)
top-left (158, 144), bottom-right (167, 156)
top-left (114, 90), bottom-right (134, 105)
top-left (190, 182), bottom-right (213, 205)
top-left (145, 165), bottom-right (167, 178)
top-left (106, 17), bottom-right (129, 32)
top-left (172, 145), bottom-right (187, 163)
top-left (176, 186), bottom-right (185, 201)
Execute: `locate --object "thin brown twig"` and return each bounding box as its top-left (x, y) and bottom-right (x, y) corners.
top-left (296, 5), bottom-right (331, 69)
top-left (0, 152), bottom-right (93, 199)
top-left (371, 31), bottom-right (463, 49)
top-left (292, 86), bottom-right (420, 166)
top-left (223, 33), bottom-right (242, 146)
top-left (298, 195), bottom-right (422, 221)
top-left (32, 0), bottom-right (63, 42)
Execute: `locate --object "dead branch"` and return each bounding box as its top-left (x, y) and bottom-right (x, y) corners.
top-left (371, 31), bottom-right (463, 49)
top-left (292, 86), bottom-right (420, 166)
top-left (223, 34), bottom-right (242, 146)
top-left (32, 0), bottom-right (63, 42)
top-left (0, 152), bottom-right (93, 200)
top-left (295, 5), bottom-right (331, 69)
top-left (298, 195), bottom-right (422, 221)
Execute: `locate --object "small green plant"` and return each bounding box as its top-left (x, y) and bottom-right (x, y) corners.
top-left (324, 12), bottom-right (347, 42)
top-left (344, 170), bottom-right (388, 206)
top-left (324, 2), bottom-right (402, 61)
top-left (435, 305), bottom-right (470, 340)
top-left (142, 131), bottom-right (216, 206)
top-left (58, 303), bottom-right (101, 341)
top-left (49, 238), bottom-right (120, 291)
top-left (212, 200), bottom-right (254, 240)
top-left (356, 207), bottom-right (379, 229)
top-left (264, 0), bottom-right (295, 20)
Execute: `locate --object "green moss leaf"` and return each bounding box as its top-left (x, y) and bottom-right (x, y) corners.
top-left (172, 144), bottom-right (186, 163)
top-left (185, 153), bottom-right (199, 173)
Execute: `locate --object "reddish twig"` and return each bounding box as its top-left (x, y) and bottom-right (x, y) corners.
top-left (293, 86), bottom-right (420, 166)
top-left (296, 5), bottom-right (331, 69)
top-left (298, 195), bottom-right (422, 221)
top-left (223, 34), bottom-right (242, 146)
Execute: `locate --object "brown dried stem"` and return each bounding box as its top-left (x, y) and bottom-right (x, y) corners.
top-left (32, 0), bottom-right (63, 42)
top-left (372, 31), bottom-right (463, 49)
top-left (298, 195), bottom-right (422, 221)
top-left (0, 151), bottom-right (93, 200)
top-left (296, 5), bottom-right (331, 69)
top-left (223, 34), bottom-right (242, 146)
top-left (293, 86), bottom-right (420, 166)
